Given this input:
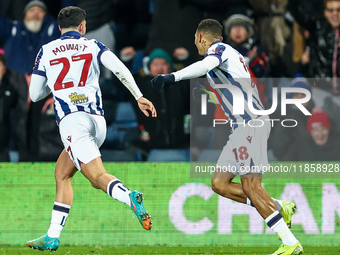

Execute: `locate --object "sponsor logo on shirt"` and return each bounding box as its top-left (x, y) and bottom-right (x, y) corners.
top-left (69, 92), bottom-right (89, 104)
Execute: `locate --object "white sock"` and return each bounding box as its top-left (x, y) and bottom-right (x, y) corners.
top-left (47, 202), bottom-right (71, 238)
top-left (107, 179), bottom-right (131, 206)
top-left (265, 211), bottom-right (298, 246)
top-left (272, 198), bottom-right (283, 211)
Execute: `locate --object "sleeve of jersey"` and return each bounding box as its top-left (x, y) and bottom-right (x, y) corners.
top-left (32, 48), bottom-right (46, 77)
top-left (172, 55), bottom-right (220, 82)
top-left (100, 50), bottom-right (143, 100)
top-left (29, 74), bottom-right (51, 102)
top-left (30, 47), bottom-right (50, 102)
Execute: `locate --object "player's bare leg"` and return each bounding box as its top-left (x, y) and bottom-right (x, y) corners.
top-left (240, 173), bottom-right (276, 217)
top-left (80, 157), bottom-right (152, 230)
top-left (212, 170), bottom-right (295, 217)
top-left (80, 156), bottom-right (117, 191)
top-left (241, 173), bottom-right (301, 253)
top-left (212, 170), bottom-right (296, 228)
top-left (55, 149), bottom-right (78, 205)
top-left (26, 149), bottom-right (77, 251)
top-left (211, 171), bottom-right (247, 203)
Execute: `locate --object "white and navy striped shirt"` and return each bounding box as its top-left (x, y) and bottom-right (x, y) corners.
top-left (30, 31), bottom-right (142, 124)
top-left (173, 41), bottom-right (264, 128)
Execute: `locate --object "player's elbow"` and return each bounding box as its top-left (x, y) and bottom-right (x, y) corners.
top-left (29, 91), bottom-right (39, 102)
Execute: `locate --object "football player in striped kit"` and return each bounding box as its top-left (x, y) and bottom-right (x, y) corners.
top-left (152, 19), bottom-right (302, 255)
top-left (26, 6), bottom-right (156, 251)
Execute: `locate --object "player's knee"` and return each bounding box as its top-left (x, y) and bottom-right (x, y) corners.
top-left (55, 170), bottom-right (72, 183)
top-left (211, 178), bottom-right (228, 195)
top-left (211, 178), bottom-right (220, 193)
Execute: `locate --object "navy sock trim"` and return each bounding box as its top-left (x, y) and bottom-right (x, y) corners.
top-left (108, 180), bottom-right (121, 197)
top-left (267, 213), bottom-right (283, 228)
top-left (53, 205), bottom-right (70, 214)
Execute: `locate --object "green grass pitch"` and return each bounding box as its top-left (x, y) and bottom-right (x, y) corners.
top-left (0, 246), bottom-right (338, 255)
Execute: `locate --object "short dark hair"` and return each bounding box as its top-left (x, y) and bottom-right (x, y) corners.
top-left (197, 19), bottom-right (222, 39)
top-left (58, 6), bottom-right (86, 29)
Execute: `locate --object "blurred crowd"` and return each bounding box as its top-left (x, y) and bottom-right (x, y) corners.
top-left (1, 0), bottom-right (340, 162)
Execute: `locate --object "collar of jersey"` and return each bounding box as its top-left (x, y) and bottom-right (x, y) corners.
top-left (60, 31), bottom-right (82, 40)
top-left (210, 40), bottom-right (222, 47)
top-left (204, 40), bottom-right (222, 57)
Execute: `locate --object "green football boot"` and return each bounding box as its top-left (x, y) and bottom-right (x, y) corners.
top-left (129, 190), bottom-right (152, 230)
top-left (270, 241), bottom-right (303, 254)
top-left (280, 201), bottom-right (297, 228)
top-left (26, 233), bottom-right (60, 251)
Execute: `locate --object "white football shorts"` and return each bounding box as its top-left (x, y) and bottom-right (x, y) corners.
top-left (216, 115), bottom-right (271, 176)
top-left (59, 112), bottom-right (106, 171)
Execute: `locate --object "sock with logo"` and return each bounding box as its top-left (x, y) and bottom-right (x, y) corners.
top-left (265, 211), bottom-right (298, 246)
top-left (107, 179), bottom-right (131, 206)
top-left (47, 202), bottom-right (71, 238)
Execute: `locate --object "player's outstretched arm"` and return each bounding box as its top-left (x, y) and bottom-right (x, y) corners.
top-left (137, 97), bottom-right (157, 117)
top-left (151, 56), bottom-right (220, 91)
top-left (100, 50), bottom-right (144, 100)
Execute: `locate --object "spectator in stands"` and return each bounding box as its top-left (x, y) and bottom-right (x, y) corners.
top-left (1, 0), bottom-right (64, 21)
top-left (127, 48), bottom-right (190, 156)
top-left (288, 0), bottom-right (340, 94)
top-left (283, 111), bottom-right (340, 161)
top-left (0, 0), bottom-right (60, 161)
top-left (120, 0), bottom-right (207, 74)
top-left (271, 75), bottom-right (315, 160)
top-left (0, 51), bottom-right (18, 161)
top-left (0, 0), bottom-right (59, 75)
top-left (224, 14), bottom-right (270, 78)
top-left (281, 0), bottom-right (324, 77)
top-left (249, 0), bottom-right (291, 77)
top-left (224, 14), bottom-right (270, 105)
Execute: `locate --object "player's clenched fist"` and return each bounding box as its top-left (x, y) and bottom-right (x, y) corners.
top-left (151, 74), bottom-right (175, 90)
top-left (137, 97), bottom-right (157, 117)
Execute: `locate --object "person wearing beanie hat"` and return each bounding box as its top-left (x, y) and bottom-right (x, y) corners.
top-left (290, 74), bottom-right (312, 104)
top-left (0, 0), bottom-right (60, 162)
top-left (282, 110), bottom-right (340, 161)
top-left (307, 112), bottom-right (331, 145)
top-left (127, 48), bottom-right (190, 154)
top-left (223, 14), bottom-right (270, 107)
top-left (224, 14), bottom-right (254, 45)
top-left (23, 1), bottom-right (47, 33)
top-left (147, 48), bottom-right (174, 77)
top-left (0, 0), bottom-right (59, 75)
top-left (147, 48), bottom-right (173, 69)
top-left (224, 13), bottom-right (270, 79)
top-left (224, 14), bottom-right (255, 58)
top-left (291, 74), bottom-right (312, 94)
top-left (24, 0), bottom-right (47, 14)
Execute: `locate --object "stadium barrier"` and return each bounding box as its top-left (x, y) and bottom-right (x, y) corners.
top-left (0, 162), bottom-right (339, 246)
